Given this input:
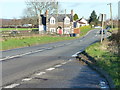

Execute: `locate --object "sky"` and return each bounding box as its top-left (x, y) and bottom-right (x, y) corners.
top-left (0, 0), bottom-right (119, 19)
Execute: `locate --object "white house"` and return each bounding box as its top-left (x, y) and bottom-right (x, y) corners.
top-left (76, 18), bottom-right (89, 27)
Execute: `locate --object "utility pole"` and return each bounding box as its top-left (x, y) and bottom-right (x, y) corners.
top-left (38, 10), bottom-right (42, 34)
top-left (56, 1), bottom-right (58, 35)
top-left (101, 18), bottom-right (104, 43)
top-left (107, 3), bottom-right (113, 30)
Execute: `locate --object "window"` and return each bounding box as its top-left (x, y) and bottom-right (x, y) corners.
top-left (50, 17), bottom-right (55, 24)
top-left (64, 16), bottom-right (70, 24)
top-left (50, 28), bottom-right (56, 34)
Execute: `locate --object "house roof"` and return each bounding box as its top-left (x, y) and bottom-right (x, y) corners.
top-left (76, 18), bottom-right (88, 24)
top-left (41, 14), bottom-right (73, 22)
top-left (77, 21), bottom-right (86, 24)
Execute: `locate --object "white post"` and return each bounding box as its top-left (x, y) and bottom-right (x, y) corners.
top-left (38, 13), bottom-right (41, 34)
top-left (101, 20), bottom-right (104, 43)
top-left (100, 14), bottom-right (106, 43)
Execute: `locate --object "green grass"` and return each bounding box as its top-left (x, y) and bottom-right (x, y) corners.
top-left (0, 28), bottom-right (38, 31)
top-left (86, 42), bottom-right (120, 89)
top-left (0, 26), bottom-right (94, 50)
top-left (0, 36), bottom-right (77, 50)
top-left (80, 25), bottom-right (93, 37)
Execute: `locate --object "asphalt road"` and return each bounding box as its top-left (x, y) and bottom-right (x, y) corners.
top-left (1, 29), bottom-right (109, 88)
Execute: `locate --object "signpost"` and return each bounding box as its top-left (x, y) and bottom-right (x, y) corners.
top-left (99, 14), bottom-right (106, 43)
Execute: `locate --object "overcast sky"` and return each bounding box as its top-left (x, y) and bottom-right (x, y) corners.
top-left (0, 0), bottom-right (119, 19)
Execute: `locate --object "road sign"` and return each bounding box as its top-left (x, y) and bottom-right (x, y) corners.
top-left (99, 14), bottom-right (106, 22)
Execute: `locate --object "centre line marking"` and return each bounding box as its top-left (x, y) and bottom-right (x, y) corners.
top-left (62, 62), bottom-right (67, 64)
top-left (54, 65), bottom-right (62, 67)
top-left (35, 72), bottom-right (46, 75)
top-left (72, 52), bottom-right (80, 57)
top-left (46, 68), bottom-right (55, 71)
top-left (22, 78), bottom-right (32, 81)
top-left (4, 83), bottom-right (20, 88)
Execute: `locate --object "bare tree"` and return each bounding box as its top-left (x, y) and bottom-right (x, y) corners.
top-left (22, 0), bottom-right (60, 26)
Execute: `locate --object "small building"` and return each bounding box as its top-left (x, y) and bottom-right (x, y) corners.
top-left (76, 18), bottom-right (89, 27)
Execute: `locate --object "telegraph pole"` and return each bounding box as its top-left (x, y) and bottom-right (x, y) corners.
top-left (107, 3), bottom-right (113, 30)
top-left (101, 18), bottom-right (104, 43)
top-left (56, 1), bottom-right (58, 35)
top-left (38, 10), bottom-right (42, 34)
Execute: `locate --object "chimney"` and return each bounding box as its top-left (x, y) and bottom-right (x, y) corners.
top-left (65, 9), bottom-right (66, 17)
top-left (71, 9), bottom-right (73, 16)
top-left (45, 10), bottom-right (49, 16)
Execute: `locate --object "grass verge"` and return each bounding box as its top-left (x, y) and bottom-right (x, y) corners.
top-left (0, 36), bottom-right (77, 51)
top-left (108, 28), bottom-right (118, 33)
top-left (85, 41), bottom-right (120, 89)
top-left (80, 25), bottom-right (92, 36)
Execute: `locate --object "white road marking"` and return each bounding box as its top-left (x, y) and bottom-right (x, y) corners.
top-left (72, 49), bottom-right (85, 58)
top-left (62, 62), bottom-right (67, 64)
top-left (4, 83), bottom-right (20, 88)
top-left (54, 65), bottom-right (62, 68)
top-left (35, 49), bottom-right (44, 52)
top-left (0, 59), bottom-right (5, 61)
top-left (0, 49), bottom-right (45, 61)
top-left (5, 56), bottom-right (10, 58)
top-left (46, 68), bottom-right (55, 71)
top-left (46, 47), bottom-right (53, 50)
top-left (22, 78), bottom-right (32, 81)
top-left (72, 52), bottom-right (80, 57)
top-left (35, 72), bottom-right (46, 75)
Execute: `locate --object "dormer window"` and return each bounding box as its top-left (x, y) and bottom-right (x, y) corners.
top-left (50, 17), bottom-right (55, 24)
top-left (64, 16), bottom-right (70, 24)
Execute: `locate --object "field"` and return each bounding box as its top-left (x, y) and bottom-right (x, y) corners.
top-left (0, 26), bottom-right (93, 50)
top-left (0, 28), bottom-right (38, 31)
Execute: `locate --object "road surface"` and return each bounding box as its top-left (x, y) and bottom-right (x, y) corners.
top-left (1, 29), bottom-right (109, 88)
